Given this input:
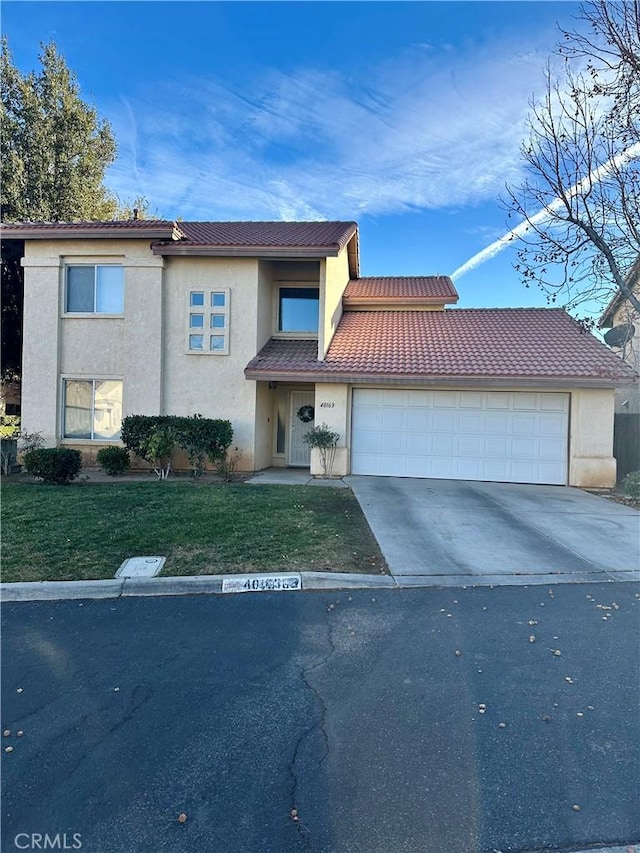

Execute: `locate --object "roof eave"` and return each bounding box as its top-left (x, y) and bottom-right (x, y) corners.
top-left (1, 225), bottom-right (177, 241)
top-left (598, 294), bottom-right (621, 329)
top-left (244, 368), bottom-right (636, 388)
top-left (154, 244), bottom-right (342, 258)
top-left (342, 296), bottom-right (459, 308)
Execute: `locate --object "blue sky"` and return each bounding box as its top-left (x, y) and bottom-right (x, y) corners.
top-left (3, 1), bottom-right (584, 309)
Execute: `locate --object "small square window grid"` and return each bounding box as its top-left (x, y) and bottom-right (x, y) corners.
top-left (188, 289), bottom-right (229, 354)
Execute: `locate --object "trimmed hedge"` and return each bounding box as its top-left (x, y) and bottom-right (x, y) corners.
top-left (23, 448), bottom-right (82, 484)
top-left (121, 414), bottom-right (233, 477)
top-left (96, 445), bottom-right (130, 476)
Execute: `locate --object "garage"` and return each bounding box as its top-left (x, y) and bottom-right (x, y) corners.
top-left (351, 389), bottom-right (569, 485)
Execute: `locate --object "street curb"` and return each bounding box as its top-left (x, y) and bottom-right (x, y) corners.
top-left (300, 571), bottom-right (396, 590)
top-left (1, 579), bottom-right (124, 601)
top-left (2, 570), bottom-right (638, 603)
top-left (0, 572), bottom-right (398, 602)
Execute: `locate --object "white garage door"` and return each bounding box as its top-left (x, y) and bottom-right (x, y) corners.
top-left (351, 389), bottom-right (569, 485)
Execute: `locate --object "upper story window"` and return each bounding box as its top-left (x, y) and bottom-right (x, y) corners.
top-left (188, 289), bottom-right (230, 354)
top-left (65, 265), bottom-right (124, 314)
top-left (278, 287), bottom-right (319, 333)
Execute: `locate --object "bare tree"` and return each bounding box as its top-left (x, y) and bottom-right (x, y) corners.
top-left (506, 1), bottom-right (640, 324)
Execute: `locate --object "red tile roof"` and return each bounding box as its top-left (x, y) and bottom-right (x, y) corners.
top-left (172, 221), bottom-right (357, 251)
top-left (245, 309), bottom-right (637, 384)
top-left (1, 220), bottom-right (178, 239)
top-left (1, 219), bottom-right (358, 255)
top-left (344, 276), bottom-right (458, 302)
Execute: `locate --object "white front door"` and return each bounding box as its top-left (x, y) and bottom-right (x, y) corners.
top-left (288, 391), bottom-right (315, 467)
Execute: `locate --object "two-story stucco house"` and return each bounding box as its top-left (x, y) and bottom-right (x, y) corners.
top-left (599, 257), bottom-right (640, 414)
top-left (4, 219), bottom-right (637, 487)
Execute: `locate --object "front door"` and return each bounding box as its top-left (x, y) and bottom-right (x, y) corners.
top-left (288, 391), bottom-right (315, 467)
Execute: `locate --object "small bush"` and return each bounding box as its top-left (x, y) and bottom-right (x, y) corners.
top-left (622, 470), bottom-right (640, 499)
top-left (303, 422), bottom-right (340, 477)
top-left (96, 445), bottom-right (130, 476)
top-left (17, 430), bottom-right (45, 456)
top-left (121, 414), bottom-right (233, 479)
top-left (23, 448), bottom-right (82, 484)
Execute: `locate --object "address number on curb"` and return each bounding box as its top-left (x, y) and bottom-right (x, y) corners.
top-left (222, 574), bottom-right (302, 594)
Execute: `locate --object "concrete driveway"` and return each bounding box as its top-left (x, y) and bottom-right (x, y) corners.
top-left (346, 477), bottom-right (640, 586)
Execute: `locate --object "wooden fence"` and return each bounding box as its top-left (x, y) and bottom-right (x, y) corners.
top-left (613, 413), bottom-right (640, 482)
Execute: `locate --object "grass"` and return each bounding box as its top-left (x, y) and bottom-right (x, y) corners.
top-left (1, 480), bottom-right (387, 582)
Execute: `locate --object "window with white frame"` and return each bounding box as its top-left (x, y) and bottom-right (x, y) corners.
top-left (188, 289), bottom-right (230, 354)
top-left (65, 265), bottom-right (124, 314)
top-left (63, 379), bottom-right (123, 440)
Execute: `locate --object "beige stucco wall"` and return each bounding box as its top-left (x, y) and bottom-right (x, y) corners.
top-left (21, 255), bottom-right (61, 446)
top-left (320, 250), bottom-right (350, 359)
top-left (610, 300), bottom-right (640, 414)
top-left (254, 381), bottom-right (274, 470)
top-left (257, 261), bottom-right (274, 353)
top-left (308, 383), bottom-right (617, 487)
top-left (310, 383), bottom-right (350, 477)
top-left (569, 388), bottom-right (617, 487)
top-left (162, 256), bottom-right (260, 470)
top-left (21, 239), bottom-right (166, 452)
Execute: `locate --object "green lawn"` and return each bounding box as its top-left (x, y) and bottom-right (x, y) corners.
top-left (1, 480), bottom-right (387, 582)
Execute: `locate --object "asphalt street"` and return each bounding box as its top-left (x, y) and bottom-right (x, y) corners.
top-left (2, 584), bottom-right (639, 853)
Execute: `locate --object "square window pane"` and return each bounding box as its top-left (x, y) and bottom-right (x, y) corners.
top-left (189, 335), bottom-right (204, 350)
top-left (210, 314), bottom-right (225, 328)
top-left (96, 266), bottom-right (124, 313)
top-left (190, 313), bottom-right (204, 328)
top-left (190, 292), bottom-right (205, 306)
top-left (64, 380), bottom-right (93, 438)
top-left (278, 288), bottom-right (319, 332)
top-left (93, 380), bottom-right (123, 439)
top-left (210, 335), bottom-right (225, 351)
top-left (66, 267), bottom-right (95, 312)
top-left (211, 292), bottom-right (226, 307)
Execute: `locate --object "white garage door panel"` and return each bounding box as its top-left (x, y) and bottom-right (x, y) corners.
top-left (351, 390), bottom-right (569, 485)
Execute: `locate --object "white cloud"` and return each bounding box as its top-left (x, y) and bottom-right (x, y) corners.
top-left (106, 35), bottom-right (555, 220)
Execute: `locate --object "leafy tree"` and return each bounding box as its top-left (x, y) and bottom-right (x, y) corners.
top-left (1, 238), bottom-right (23, 381)
top-left (1, 38), bottom-right (118, 222)
top-left (1, 39), bottom-right (144, 382)
top-left (505, 0), bottom-right (640, 323)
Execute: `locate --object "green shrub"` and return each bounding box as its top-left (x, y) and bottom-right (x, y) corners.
top-left (96, 445), bottom-right (130, 476)
top-left (174, 414), bottom-right (233, 477)
top-left (622, 470), bottom-right (640, 499)
top-left (121, 414), bottom-right (233, 479)
top-left (23, 448), bottom-right (82, 484)
top-left (303, 422), bottom-right (340, 477)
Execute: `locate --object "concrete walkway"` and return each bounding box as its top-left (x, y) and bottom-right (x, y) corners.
top-left (246, 467), bottom-right (349, 487)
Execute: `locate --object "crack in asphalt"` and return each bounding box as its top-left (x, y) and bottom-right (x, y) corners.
top-left (44, 683), bottom-right (154, 788)
top-left (288, 603), bottom-right (337, 852)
